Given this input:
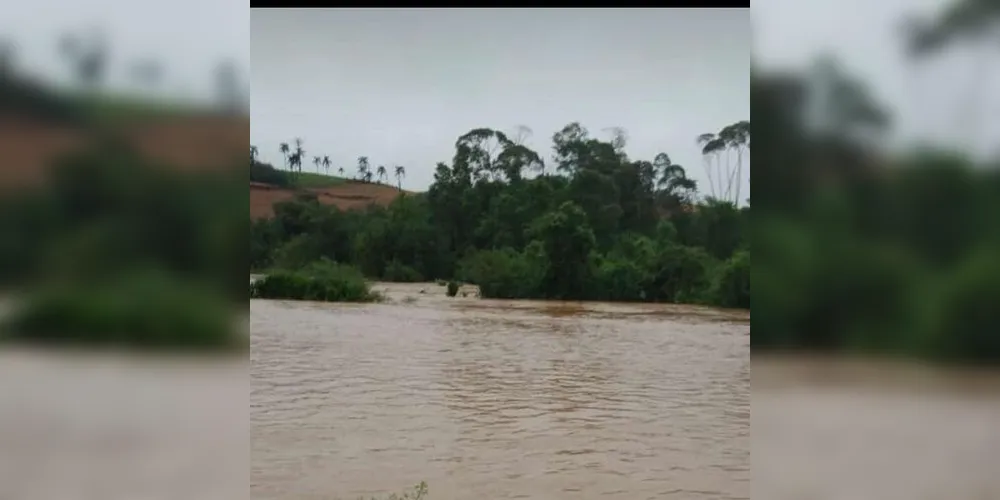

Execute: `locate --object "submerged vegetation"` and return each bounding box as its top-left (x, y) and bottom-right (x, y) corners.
top-left (4, 269), bottom-right (245, 351)
top-left (252, 259), bottom-right (380, 302)
top-left (251, 121), bottom-right (750, 308)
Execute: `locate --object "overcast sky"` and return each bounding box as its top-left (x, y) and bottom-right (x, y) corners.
top-left (0, 0), bottom-right (247, 102)
top-left (251, 8), bottom-right (751, 195)
top-left (755, 0), bottom-right (1000, 159)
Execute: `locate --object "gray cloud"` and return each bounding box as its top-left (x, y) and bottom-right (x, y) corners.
top-left (251, 8), bottom-right (750, 194)
top-left (1, 0), bottom-right (248, 102)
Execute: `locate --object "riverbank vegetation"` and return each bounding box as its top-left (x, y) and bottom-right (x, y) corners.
top-left (0, 135), bottom-right (246, 352)
top-left (251, 259), bottom-right (380, 302)
top-left (251, 121), bottom-right (750, 308)
top-left (753, 53), bottom-right (1000, 364)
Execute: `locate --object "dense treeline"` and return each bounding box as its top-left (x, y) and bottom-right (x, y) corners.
top-left (251, 122), bottom-right (750, 308)
top-left (752, 56), bottom-right (1000, 364)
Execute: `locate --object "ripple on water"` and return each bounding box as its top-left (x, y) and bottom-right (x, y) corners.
top-left (250, 296), bottom-right (750, 500)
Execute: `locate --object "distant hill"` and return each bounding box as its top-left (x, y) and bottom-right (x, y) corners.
top-left (250, 174), bottom-right (411, 219)
top-left (0, 75), bottom-right (247, 192)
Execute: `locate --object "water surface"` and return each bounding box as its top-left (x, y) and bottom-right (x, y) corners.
top-left (251, 283), bottom-right (751, 499)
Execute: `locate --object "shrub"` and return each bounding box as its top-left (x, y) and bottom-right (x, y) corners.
top-left (446, 281), bottom-right (460, 297)
top-left (253, 259), bottom-right (378, 302)
top-left (1, 269), bottom-right (244, 352)
top-left (593, 257), bottom-right (651, 302)
top-left (647, 244), bottom-right (714, 303)
top-left (921, 250), bottom-right (1000, 364)
top-left (708, 250), bottom-right (750, 309)
top-left (456, 247), bottom-right (544, 299)
top-left (383, 260), bottom-right (424, 283)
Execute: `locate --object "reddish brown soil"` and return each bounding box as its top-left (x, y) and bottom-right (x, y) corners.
top-left (250, 180), bottom-right (409, 219)
top-left (0, 114), bottom-right (248, 194)
top-left (0, 113), bottom-right (407, 218)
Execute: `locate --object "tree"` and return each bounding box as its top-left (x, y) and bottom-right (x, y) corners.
top-left (719, 121), bottom-right (750, 204)
top-left (696, 132), bottom-right (725, 200)
top-left (394, 165), bottom-right (406, 191)
top-left (903, 0), bottom-right (1000, 154)
top-left (250, 145), bottom-right (259, 165)
top-left (322, 156), bottom-right (332, 176)
top-left (338, 166), bottom-right (345, 177)
top-left (279, 143), bottom-right (290, 172)
top-left (903, 0), bottom-right (1000, 57)
top-left (376, 165), bottom-right (388, 184)
top-left (653, 153), bottom-right (697, 211)
top-left (0, 38), bottom-right (14, 77)
top-left (293, 138), bottom-right (305, 176)
top-left (357, 156), bottom-right (370, 182)
top-left (57, 28), bottom-right (108, 91)
top-left (527, 201), bottom-right (597, 300)
top-left (313, 156), bottom-right (321, 174)
top-left (214, 59), bottom-right (245, 114)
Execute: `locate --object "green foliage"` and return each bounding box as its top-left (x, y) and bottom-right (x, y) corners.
top-left (292, 171), bottom-right (346, 188)
top-left (0, 136), bottom-right (245, 352)
top-left (921, 250), bottom-right (1000, 364)
top-left (457, 247), bottom-right (545, 299)
top-left (446, 281), bottom-right (459, 298)
top-left (750, 59), bottom-right (1000, 364)
top-left (383, 260), bottom-right (424, 283)
top-left (252, 122), bottom-right (749, 310)
top-left (709, 250), bottom-right (749, 309)
top-left (251, 161), bottom-right (291, 187)
top-left (253, 259), bottom-right (378, 303)
top-left (2, 269), bottom-right (244, 352)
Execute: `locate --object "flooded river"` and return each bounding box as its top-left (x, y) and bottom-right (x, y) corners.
top-left (251, 283), bottom-right (751, 499)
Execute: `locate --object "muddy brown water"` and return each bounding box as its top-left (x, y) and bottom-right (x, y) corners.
top-left (251, 283), bottom-right (751, 499)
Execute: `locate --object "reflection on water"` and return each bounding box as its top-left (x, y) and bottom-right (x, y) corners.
top-left (250, 290), bottom-right (750, 499)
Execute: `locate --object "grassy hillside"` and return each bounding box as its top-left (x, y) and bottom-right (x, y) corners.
top-left (294, 171), bottom-right (347, 188)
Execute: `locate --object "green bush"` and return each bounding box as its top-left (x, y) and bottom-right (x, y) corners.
top-left (446, 281), bottom-right (460, 297)
top-left (1, 269), bottom-right (244, 352)
top-left (647, 244), bottom-right (714, 303)
top-left (383, 260), bottom-right (424, 283)
top-left (594, 257), bottom-right (650, 302)
top-left (253, 259), bottom-right (378, 302)
top-left (457, 248), bottom-right (544, 299)
top-left (921, 250), bottom-right (1000, 364)
top-left (708, 250), bottom-right (749, 309)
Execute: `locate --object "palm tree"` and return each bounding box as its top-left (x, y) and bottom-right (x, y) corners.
top-left (289, 151), bottom-right (302, 177)
top-left (338, 166), bottom-right (345, 177)
top-left (322, 155), bottom-right (332, 176)
top-left (313, 156), bottom-right (321, 174)
top-left (376, 165), bottom-right (388, 184)
top-left (279, 142), bottom-right (290, 172)
top-left (394, 165), bottom-right (406, 191)
top-left (357, 156), bottom-right (369, 182)
top-left (293, 138), bottom-right (305, 176)
top-left (250, 145), bottom-right (258, 165)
